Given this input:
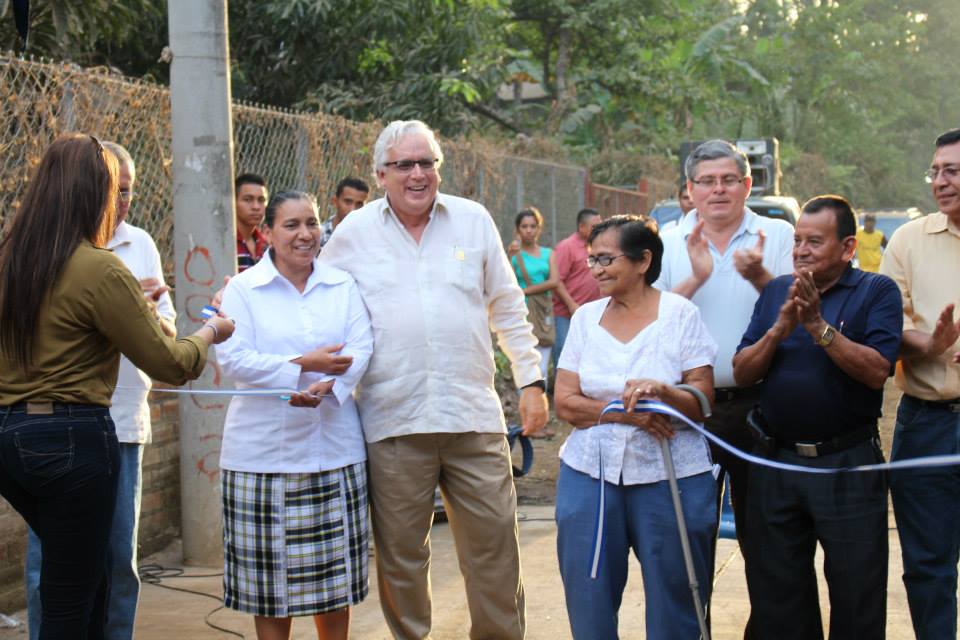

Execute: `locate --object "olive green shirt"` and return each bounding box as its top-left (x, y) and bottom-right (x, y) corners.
top-left (0, 242), bottom-right (208, 406)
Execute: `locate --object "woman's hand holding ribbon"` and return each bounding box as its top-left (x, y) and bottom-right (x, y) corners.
top-left (620, 378), bottom-right (674, 440)
top-left (288, 380), bottom-right (335, 408)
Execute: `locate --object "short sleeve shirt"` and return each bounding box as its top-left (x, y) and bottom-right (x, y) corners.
top-left (737, 266), bottom-right (902, 441)
top-left (557, 292), bottom-right (718, 484)
top-left (236, 227), bottom-right (268, 272)
top-left (552, 233), bottom-right (600, 318)
top-left (655, 208), bottom-right (795, 387)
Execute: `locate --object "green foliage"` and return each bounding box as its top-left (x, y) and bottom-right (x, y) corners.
top-left (7, 0), bottom-right (959, 209)
top-left (1, 0), bottom-right (168, 80)
top-left (227, 0), bottom-right (509, 134)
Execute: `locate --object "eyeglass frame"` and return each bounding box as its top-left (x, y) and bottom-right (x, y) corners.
top-left (118, 189), bottom-right (135, 203)
top-left (924, 165), bottom-right (960, 184)
top-left (586, 254), bottom-right (626, 268)
top-left (690, 174), bottom-right (746, 189)
top-left (383, 158), bottom-right (439, 173)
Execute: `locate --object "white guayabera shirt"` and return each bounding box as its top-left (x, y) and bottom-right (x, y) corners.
top-left (320, 193), bottom-right (542, 443)
top-left (107, 221), bottom-right (175, 444)
top-left (558, 292), bottom-right (718, 485)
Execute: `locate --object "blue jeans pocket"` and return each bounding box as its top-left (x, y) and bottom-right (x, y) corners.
top-left (14, 424), bottom-right (75, 482)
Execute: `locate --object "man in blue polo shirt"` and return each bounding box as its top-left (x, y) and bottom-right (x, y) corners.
top-left (732, 195), bottom-right (902, 639)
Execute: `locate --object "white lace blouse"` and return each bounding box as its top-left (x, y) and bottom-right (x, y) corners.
top-left (557, 291), bottom-right (718, 485)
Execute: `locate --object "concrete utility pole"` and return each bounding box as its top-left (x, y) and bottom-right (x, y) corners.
top-left (168, 0), bottom-right (236, 565)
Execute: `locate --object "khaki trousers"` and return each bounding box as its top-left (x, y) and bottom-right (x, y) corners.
top-left (367, 432), bottom-right (525, 640)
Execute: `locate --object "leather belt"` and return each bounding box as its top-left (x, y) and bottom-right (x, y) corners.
top-left (3, 402), bottom-right (103, 416)
top-left (904, 394), bottom-right (960, 413)
top-left (714, 387), bottom-right (745, 403)
top-left (777, 425), bottom-right (878, 458)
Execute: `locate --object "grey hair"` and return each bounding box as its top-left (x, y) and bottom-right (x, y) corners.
top-left (684, 139), bottom-right (749, 180)
top-left (101, 141), bottom-right (136, 178)
top-left (372, 120), bottom-right (444, 178)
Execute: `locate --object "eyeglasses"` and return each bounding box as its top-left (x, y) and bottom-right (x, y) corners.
top-left (586, 254), bottom-right (625, 268)
top-left (924, 166), bottom-right (960, 183)
top-left (118, 189), bottom-right (135, 203)
top-left (384, 158), bottom-right (438, 173)
top-left (691, 175), bottom-right (745, 189)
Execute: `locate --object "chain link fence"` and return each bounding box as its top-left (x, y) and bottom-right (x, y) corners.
top-left (0, 53), bottom-right (592, 281)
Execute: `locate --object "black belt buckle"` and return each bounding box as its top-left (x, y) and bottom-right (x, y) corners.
top-left (715, 387), bottom-right (738, 403)
top-left (746, 406), bottom-right (775, 456)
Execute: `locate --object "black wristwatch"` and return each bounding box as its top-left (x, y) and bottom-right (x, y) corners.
top-left (521, 380), bottom-right (546, 392)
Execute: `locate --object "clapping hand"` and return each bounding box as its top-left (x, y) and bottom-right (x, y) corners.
top-left (925, 303), bottom-right (960, 359)
top-left (793, 270), bottom-right (824, 332)
top-left (770, 278), bottom-right (800, 341)
top-left (733, 230), bottom-right (766, 283)
top-left (686, 219), bottom-right (713, 285)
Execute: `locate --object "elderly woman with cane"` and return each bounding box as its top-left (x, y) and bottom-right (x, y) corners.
top-left (554, 215), bottom-right (718, 639)
top-left (0, 133), bottom-right (234, 639)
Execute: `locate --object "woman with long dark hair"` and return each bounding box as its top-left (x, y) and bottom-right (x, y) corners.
top-left (0, 133), bottom-right (234, 639)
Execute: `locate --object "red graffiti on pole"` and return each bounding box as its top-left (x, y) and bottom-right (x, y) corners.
top-left (184, 246), bottom-right (215, 286)
top-left (195, 433), bottom-right (222, 482)
top-left (187, 361), bottom-right (224, 411)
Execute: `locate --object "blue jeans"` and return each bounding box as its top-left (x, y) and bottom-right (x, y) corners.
top-left (552, 315), bottom-right (571, 371)
top-left (27, 443), bottom-right (143, 640)
top-left (556, 463), bottom-right (716, 640)
top-left (890, 395), bottom-right (960, 640)
top-left (0, 403), bottom-right (120, 640)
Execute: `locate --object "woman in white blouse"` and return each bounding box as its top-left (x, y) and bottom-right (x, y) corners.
top-left (554, 215), bottom-right (718, 640)
top-left (216, 191), bottom-right (373, 640)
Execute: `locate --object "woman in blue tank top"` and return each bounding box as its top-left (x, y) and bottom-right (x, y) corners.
top-left (507, 207), bottom-right (559, 395)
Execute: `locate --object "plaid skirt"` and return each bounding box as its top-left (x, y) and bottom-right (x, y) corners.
top-left (221, 463), bottom-right (369, 617)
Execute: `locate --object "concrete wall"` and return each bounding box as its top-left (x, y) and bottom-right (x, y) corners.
top-left (0, 394), bottom-right (184, 614)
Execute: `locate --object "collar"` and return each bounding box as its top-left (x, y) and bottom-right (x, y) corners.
top-left (247, 249), bottom-right (350, 291)
top-left (819, 263), bottom-right (864, 294)
top-left (236, 226), bottom-right (264, 242)
top-left (679, 207), bottom-right (759, 238)
top-left (924, 212), bottom-right (960, 236)
top-left (835, 263), bottom-right (861, 288)
top-left (378, 193), bottom-right (445, 223)
top-left (107, 221), bottom-right (132, 250)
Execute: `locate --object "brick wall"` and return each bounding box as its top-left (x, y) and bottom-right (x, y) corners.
top-left (0, 394), bottom-right (183, 614)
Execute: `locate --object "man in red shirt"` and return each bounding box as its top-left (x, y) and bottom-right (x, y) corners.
top-left (551, 208), bottom-right (603, 369)
top-left (235, 173), bottom-right (269, 272)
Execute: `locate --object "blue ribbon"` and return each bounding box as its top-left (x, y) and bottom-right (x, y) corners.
top-left (588, 398), bottom-right (960, 579)
top-left (617, 399), bottom-right (960, 474)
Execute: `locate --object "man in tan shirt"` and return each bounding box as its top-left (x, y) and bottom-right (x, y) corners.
top-left (880, 127), bottom-right (960, 639)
